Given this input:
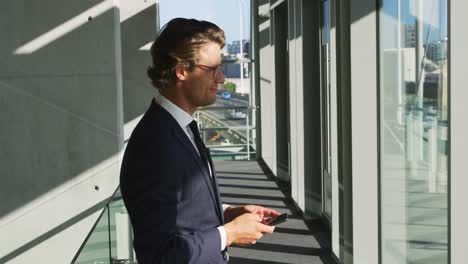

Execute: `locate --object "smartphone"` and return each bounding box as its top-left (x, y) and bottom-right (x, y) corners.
top-left (266, 213), bottom-right (288, 226)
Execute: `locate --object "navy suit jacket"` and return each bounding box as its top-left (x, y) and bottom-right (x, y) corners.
top-left (120, 99), bottom-right (226, 264)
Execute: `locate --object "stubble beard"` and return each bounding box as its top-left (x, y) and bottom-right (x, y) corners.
top-left (188, 92), bottom-right (217, 110)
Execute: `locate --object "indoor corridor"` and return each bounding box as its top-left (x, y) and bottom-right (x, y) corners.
top-left (216, 160), bottom-right (336, 264)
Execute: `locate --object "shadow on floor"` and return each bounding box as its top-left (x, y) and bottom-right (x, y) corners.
top-left (215, 160), bottom-right (338, 264)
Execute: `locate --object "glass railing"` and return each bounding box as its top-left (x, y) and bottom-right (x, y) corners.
top-left (196, 104), bottom-right (256, 161)
top-left (73, 189), bottom-right (136, 264)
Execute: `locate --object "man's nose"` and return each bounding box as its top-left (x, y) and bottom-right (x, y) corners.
top-left (216, 71), bottom-right (225, 84)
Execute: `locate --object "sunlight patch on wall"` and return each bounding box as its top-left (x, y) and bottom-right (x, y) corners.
top-left (13, 0), bottom-right (115, 55)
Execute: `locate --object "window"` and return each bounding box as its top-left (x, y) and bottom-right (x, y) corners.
top-left (379, 0), bottom-right (449, 263)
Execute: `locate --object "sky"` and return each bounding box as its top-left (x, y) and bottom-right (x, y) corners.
top-left (159, 0), bottom-right (251, 44)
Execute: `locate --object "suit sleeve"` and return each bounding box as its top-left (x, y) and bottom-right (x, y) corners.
top-left (157, 227), bottom-right (221, 264)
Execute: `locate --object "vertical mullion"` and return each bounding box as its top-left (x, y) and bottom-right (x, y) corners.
top-left (450, 0), bottom-right (468, 262)
top-left (335, 0), bottom-right (353, 261)
top-left (329, 0), bottom-right (340, 258)
top-left (350, 0), bottom-right (379, 263)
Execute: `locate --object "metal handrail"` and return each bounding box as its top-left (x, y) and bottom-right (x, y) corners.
top-left (198, 105), bottom-right (255, 111)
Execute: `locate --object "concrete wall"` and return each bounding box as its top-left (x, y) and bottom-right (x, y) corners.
top-left (258, 0), bottom-right (277, 174)
top-left (120, 1), bottom-right (157, 128)
top-left (287, 0), bottom-right (304, 209)
top-left (273, 1), bottom-right (290, 181)
top-left (0, 1), bottom-right (156, 263)
top-left (257, 0), bottom-right (322, 215)
top-left (299, 0), bottom-right (322, 216)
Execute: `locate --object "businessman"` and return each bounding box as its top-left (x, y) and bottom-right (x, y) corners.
top-left (120, 18), bottom-right (281, 264)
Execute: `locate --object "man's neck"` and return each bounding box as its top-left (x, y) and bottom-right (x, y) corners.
top-left (159, 89), bottom-right (196, 115)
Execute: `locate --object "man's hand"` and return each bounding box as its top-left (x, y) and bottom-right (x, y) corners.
top-left (224, 205), bottom-right (281, 223)
top-left (223, 213), bottom-right (275, 246)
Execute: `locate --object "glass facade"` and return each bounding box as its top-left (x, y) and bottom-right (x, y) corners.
top-left (379, 0), bottom-right (449, 263)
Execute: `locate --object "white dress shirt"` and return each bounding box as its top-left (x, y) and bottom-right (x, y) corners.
top-left (155, 94), bottom-right (228, 251)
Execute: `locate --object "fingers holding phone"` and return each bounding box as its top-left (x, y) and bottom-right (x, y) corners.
top-left (264, 213), bottom-right (288, 226)
top-left (224, 213), bottom-right (275, 246)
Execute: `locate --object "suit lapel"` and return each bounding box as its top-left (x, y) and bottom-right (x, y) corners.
top-left (206, 149), bottom-right (224, 223)
top-left (172, 127), bottom-right (223, 222)
top-left (152, 100), bottom-right (223, 223)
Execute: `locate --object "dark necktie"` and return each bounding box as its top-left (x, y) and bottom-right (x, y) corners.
top-left (189, 120), bottom-right (210, 174)
top-left (189, 120), bottom-right (224, 226)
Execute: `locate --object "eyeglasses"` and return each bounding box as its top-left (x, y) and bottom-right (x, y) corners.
top-left (195, 64), bottom-right (223, 79)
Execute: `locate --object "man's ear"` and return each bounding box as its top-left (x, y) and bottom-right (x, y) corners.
top-left (175, 65), bottom-right (188, 81)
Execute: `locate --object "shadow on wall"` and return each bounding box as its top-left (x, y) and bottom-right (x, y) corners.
top-left (258, 0), bottom-right (270, 50)
top-left (0, 2), bottom-right (120, 222)
top-left (0, 0), bottom-right (156, 227)
top-left (120, 4), bottom-right (157, 124)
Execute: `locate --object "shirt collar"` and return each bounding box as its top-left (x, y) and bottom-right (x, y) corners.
top-left (155, 93), bottom-right (194, 129)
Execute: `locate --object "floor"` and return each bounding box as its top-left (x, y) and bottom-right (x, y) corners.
top-left (215, 160), bottom-right (338, 264)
